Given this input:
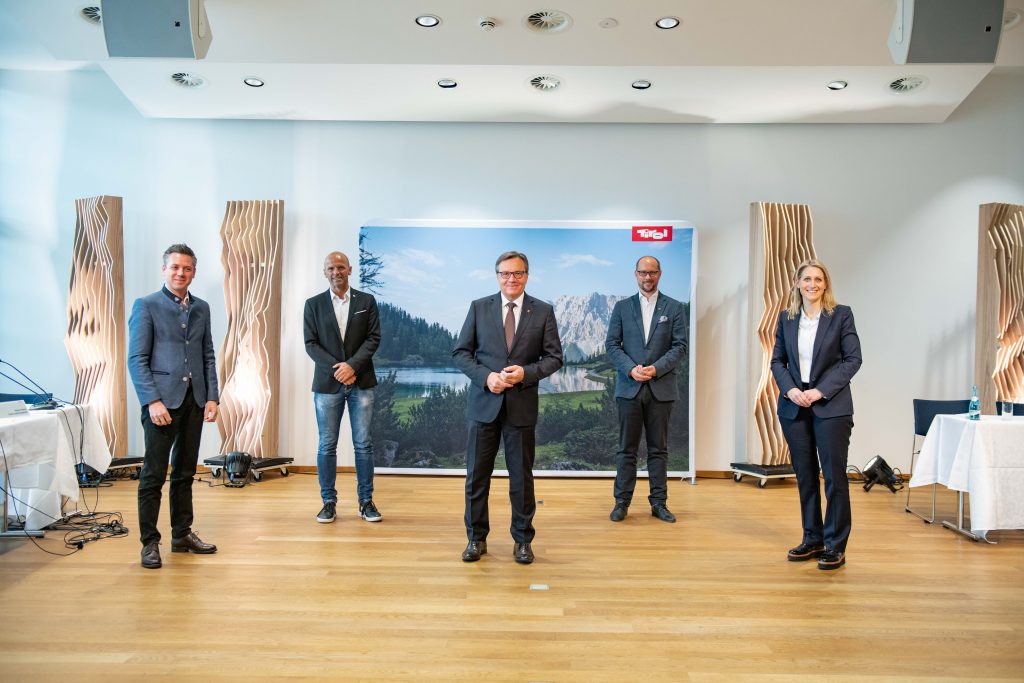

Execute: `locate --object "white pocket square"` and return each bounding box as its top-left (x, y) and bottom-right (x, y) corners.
top-left (353, 309), bottom-right (367, 315)
top-left (658, 315), bottom-right (669, 323)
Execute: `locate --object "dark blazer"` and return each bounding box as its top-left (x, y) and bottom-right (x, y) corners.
top-left (770, 304), bottom-right (862, 420)
top-left (303, 288), bottom-right (381, 393)
top-left (452, 293), bottom-right (563, 426)
top-left (128, 287), bottom-right (218, 409)
top-left (605, 293), bottom-right (688, 401)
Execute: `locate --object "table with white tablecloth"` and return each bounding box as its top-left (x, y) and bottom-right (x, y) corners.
top-left (0, 404), bottom-right (112, 531)
top-left (909, 413), bottom-right (1024, 539)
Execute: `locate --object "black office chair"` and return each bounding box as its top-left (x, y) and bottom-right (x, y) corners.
top-left (995, 401), bottom-right (1024, 416)
top-left (905, 399), bottom-right (970, 523)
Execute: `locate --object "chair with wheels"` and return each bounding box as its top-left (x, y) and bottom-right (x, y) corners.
top-left (905, 399), bottom-right (970, 523)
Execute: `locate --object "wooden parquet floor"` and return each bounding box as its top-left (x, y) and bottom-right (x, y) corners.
top-left (1, 473), bottom-right (1022, 682)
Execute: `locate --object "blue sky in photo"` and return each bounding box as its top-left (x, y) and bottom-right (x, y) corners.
top-left (359, 224), bottom-right (693, 334)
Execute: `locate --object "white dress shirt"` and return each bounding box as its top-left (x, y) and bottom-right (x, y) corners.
top-left (797, 308), bottom-right (820, 384)
top-left (501, 292), bottom-right (525, 332)
top-left (331, 289), bottom-right (350, 342)
top-left (639, 290), bottom-right (659, 341)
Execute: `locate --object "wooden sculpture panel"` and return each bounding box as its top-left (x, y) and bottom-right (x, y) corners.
top-left (65, 195), bottom-right (127, 457)
top-left (975, 202), bottom-right (1024, 412)
top-left (217, 200), bottom-right (284, 457)
top-left (746, 202), bottom-right (816, 466)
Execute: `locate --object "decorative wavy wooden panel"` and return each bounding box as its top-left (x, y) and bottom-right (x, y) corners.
top-left (217, 200), bottom-right (284, 457)
top-left (64, 196), bottom-right (127, 457)
top-left (746, 202), bottom-right (816, 466)
top-left (976, 202), bottom-right (1024, 412)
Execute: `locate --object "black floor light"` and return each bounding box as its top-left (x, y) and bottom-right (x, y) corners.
top-left (862, 455), bottom-right (902, 493)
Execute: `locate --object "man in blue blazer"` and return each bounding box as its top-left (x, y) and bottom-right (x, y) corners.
top-left (453, 251), bottom-right (563, 564)
top-left (605, 256), bottom-right (688, 524)
top-left (128, 244), bottom-right (219, 569)
top-left (303, 251), bottom-right (382, 525)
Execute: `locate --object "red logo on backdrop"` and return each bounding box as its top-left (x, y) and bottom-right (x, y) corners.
top-left (632, 225), bottom-right (673, 241)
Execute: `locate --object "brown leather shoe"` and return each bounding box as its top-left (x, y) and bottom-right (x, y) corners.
top-left (141, 542), bottom-right (161, 569)
top-left (462, 540), bottom-right (487, 562)
top-left (513, 542), bottom-right (535, 564)
top-left (171, 531), bottom-right (217, 554)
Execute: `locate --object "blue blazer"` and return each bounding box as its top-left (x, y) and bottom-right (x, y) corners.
top-left (770, 304), bottom-right (862, 420)
top-left (605, 293), bottom-right (688, 401)
top-left (453, 293), bottom-right (563, 426)
top-left (128, 287), bottom-right (219, 410)
top-left (303, 288), bottom-right (381, 393)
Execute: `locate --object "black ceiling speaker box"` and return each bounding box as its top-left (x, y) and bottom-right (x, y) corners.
top-left (888, 0), bottom-right (1004, 64)
top-left (102, 0), bottom-right (212, 59)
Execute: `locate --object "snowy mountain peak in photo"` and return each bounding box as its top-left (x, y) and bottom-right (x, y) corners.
top-left (553, 292), bottom-right (626, 361)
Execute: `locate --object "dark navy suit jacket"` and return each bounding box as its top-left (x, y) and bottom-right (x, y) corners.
top-left (452, 293), bottom-right (563, 426)
top-left (605, 293), bottom-right (688, 401)
top-left (303, 288), bottom-right (381, 393)
top-left (128, 286), bottom-right (218, 409)
top-left (770, 304), bottom-right (862, 419)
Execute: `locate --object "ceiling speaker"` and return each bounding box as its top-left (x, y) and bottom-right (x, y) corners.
top-left (102, 0), bottom-right (212, 59)
top-left (888, 0), bottom-right (1004, 64)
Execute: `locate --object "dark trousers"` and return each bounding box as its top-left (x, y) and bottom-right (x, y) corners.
top-left (614, 385), bottom-right (672, 506)
top-left (137, 387), bottom-right (204, 546)
top-left (464, 405), bottom-right (536, 544)
top-left (779, 408), bottom-right (854, 553)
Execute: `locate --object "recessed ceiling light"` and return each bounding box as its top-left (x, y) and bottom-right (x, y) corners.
top-left (415, 14), bottom-right (440, 27)
top-left (655, 16), bottom-right (680, 29)
top-left (1005, 9), bottom-right (1023, 30)
top-left (826, 80), bottom-right (848, 91)
top-left (598, 18), bottom-right (618, 29)
top-left (437, 79), bottom-right (457, 88)
top-left (243, 77), bottom-right (264, 88)
top-left (632, 80), bottom-right (652, 90)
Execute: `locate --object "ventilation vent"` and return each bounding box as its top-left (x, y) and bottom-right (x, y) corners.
top-left (80, 6), bottom-right (101, 24)
top-left (889, 75), bottom-right (926, 93)
top-left (525, 10), bottom-right (572, 33)
top-left (171, 72), bottom-right (205, 88)
top-left (529, 74), bottom-right (561, 91)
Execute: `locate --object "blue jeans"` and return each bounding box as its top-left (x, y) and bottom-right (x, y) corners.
top-left (314, 386), bottom-right (375, 504)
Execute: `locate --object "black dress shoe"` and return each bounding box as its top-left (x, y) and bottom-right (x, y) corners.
top-left (513, 542), bottom-right (535, 564)
top-left (787, 542), bottom-right (826, 561)
top-left (817, 549), bottom-right (846, 570)
top-left (462, 540), bottom-right (487, 562)
top-left (141, 542), bottom-right (161, 569)
top-left (610, 502), bottom-right (629, 522)
top-left (171, 531), bottom-right (217, 554)
top-left (651, 503), bottom-right (676, 523)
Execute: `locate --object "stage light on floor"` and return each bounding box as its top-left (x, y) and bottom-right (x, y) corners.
top-left (862, 455), bottom-right (902, 493)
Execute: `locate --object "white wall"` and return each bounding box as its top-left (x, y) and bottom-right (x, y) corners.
top-left (2, 66), bottom-right (1022, 473)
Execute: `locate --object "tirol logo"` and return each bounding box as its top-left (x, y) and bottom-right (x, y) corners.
top-left (632, 225), bottom-right (673, 241)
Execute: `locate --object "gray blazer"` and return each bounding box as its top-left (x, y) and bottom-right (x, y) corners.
top-left (128, 287), bottom-right (219, 409)
top-left (605, 293), bottom-right (688, 401)
top-left (453, 293), bottom-right (563, 426)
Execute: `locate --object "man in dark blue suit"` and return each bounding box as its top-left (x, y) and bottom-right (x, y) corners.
top-left (606, 256), bottom-right (688, 523)
top-left (304, 251), bottom-right (382, 525)
top-left (128, 244), bottom-right (219, 569)
top-left (453, 251), bottom-right (563, 564)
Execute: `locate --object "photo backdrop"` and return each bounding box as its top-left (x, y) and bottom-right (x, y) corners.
top-left (357, 220), bottom-right (696, 478)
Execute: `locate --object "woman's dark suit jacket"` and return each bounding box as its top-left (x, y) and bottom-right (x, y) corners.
top-left (770, 304), bottom-right (862, 420)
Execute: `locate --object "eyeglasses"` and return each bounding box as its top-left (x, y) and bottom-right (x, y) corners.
top-left (496, 271), bottom-right (527, 280)
top-left (635, 270), bottom-right (660, 277)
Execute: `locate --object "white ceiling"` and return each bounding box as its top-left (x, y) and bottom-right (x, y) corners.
top-left (2, 0), bottom-right (1023, 123)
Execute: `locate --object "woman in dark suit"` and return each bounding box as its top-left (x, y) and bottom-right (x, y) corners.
top-left (771, 259), bottom-right (862, 570)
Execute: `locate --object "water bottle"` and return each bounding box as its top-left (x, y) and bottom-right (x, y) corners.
top-left (968, 384), bottom-right (981, 421)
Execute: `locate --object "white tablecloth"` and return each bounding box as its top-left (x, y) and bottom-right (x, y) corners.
top-left (909, 414), bottom-right (1024, 533)
top-left (1, 404), bottom-right (112, 529)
